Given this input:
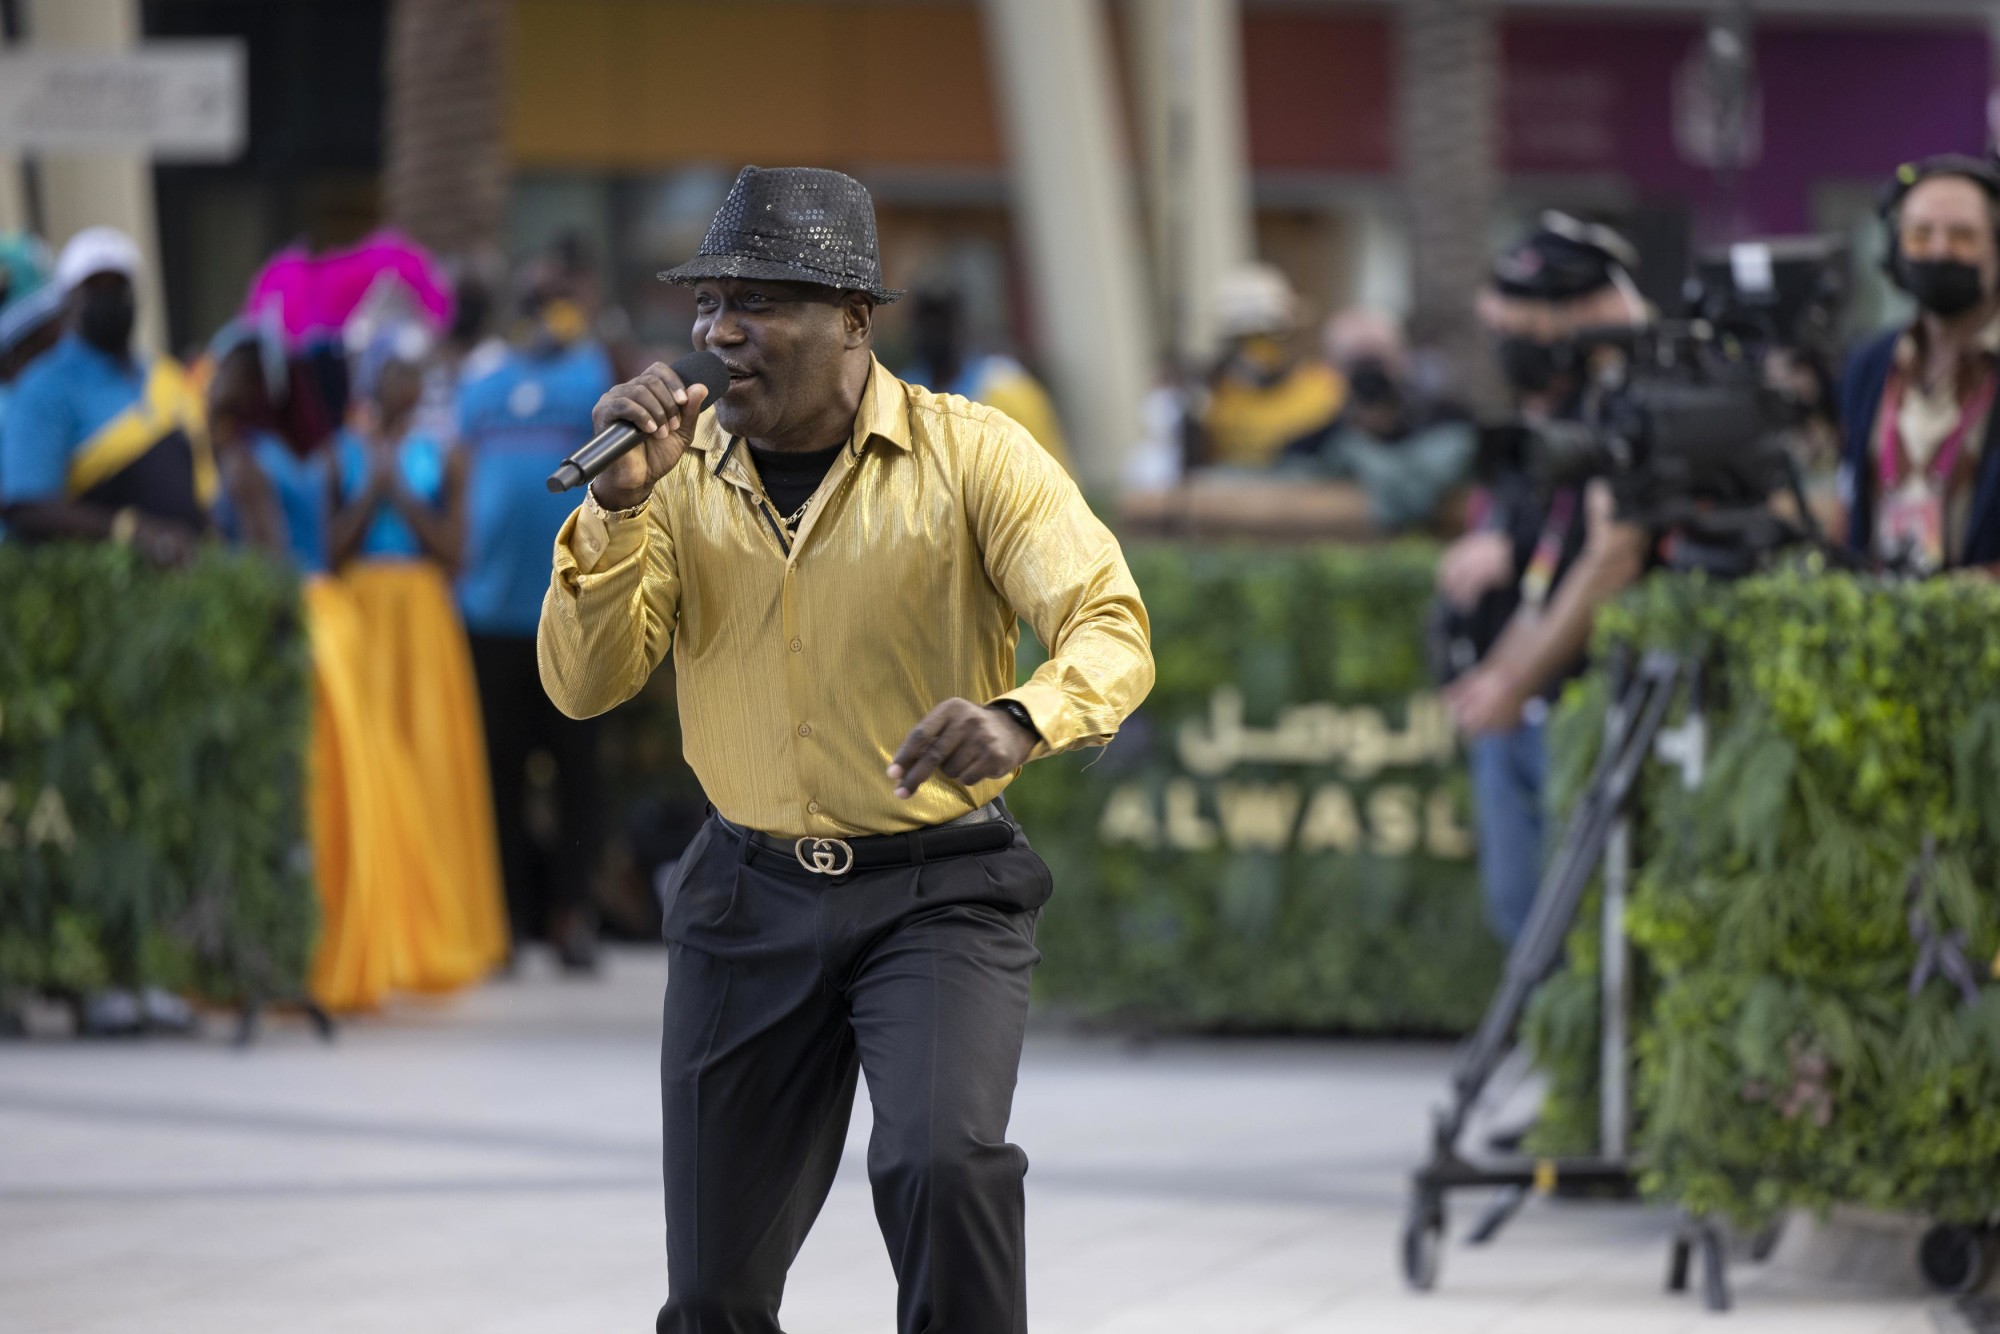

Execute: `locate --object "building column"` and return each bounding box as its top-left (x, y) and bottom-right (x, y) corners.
top-left (22, 0), bottom-right (168, 355)
top-left (1129, 0), bottom-right (1255, 370)
top-left (0, 163), bottom-right (26, 236)
top-left (1397, 0), bottom-right (1502, 411)
top-left (983, 0), bottom-right (1153, 492)
top-left (384, 0), bottom-right (506, 261)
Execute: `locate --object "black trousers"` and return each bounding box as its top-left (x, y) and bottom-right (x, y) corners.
top-left (656, 813), bottom-right (1051, 1334)
top-left (467, 631), bottom-right (603, 942)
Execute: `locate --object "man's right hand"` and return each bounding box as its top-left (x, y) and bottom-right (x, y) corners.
top-left (590, 363), bottom-right (712, 509)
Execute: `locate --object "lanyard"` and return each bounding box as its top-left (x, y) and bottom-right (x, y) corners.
top-left (1520, 486), bottom-right (1577, 610)
top-left (1877, 364), bottom-right (1998, 493)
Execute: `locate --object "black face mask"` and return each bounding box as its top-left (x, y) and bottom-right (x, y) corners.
top-left (1903, 259), bottom-right (1989, 318)
top-left (1346, 358), bottom-right (1400, 407)
top-left (78, 285), bottom-right (136, 355)
top-left (1497, 336), bottom-right (1564, 395)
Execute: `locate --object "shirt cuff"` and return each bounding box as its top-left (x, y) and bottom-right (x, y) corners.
top-left (993, 681), bottom-right (1068, 761)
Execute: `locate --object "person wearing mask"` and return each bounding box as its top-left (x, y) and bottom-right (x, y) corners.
top-left (456, 263), bottom-right (617, 970)
top-left (329, 327), bottom-right (507, 991)
top-left (1279, 308), bottom-right (1476, 530)
top-left (0, 228), bottom-right (212, 565)
top-left (1193, 263), bottom-right (1346, 469)
top-left (1433, 215), bottom-right (1652, 947)
top-left (1838, 154), bottom-right (2000, 573)
top-left (900, 284), bottom-right (1072, 472)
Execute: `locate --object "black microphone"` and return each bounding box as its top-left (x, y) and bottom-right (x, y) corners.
top-left (546, 350), bottom-right (732, 493)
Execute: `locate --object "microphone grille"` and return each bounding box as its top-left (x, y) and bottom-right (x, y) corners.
top-left (670, 350), bottom-right (732, 406)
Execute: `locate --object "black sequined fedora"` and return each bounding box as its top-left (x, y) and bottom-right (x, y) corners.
top-left (659, 166), bottom-right (903, 303)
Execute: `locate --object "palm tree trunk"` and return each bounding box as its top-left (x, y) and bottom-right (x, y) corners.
top-left (383, 0), bottom-right (506, 260)
top-left (1398, 0), bottom-right (1502, 411)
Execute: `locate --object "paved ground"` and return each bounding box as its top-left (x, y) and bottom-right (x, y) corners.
top-left (0, 946), bottom-right (1946, 1333)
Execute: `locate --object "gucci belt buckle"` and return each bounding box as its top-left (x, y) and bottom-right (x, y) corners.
top-left (794, 836), bottom-right (856, 876)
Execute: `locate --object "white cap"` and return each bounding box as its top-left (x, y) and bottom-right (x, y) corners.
top-left (1215, 263), bottom-right (1301, 340)
top-left (55, 226), bottom-right (143, 294)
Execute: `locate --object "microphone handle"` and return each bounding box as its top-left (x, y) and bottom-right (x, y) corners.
top-left (546, 422), bottom-right (642, 494)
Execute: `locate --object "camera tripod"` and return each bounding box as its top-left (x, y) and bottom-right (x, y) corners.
top-left (1402, 649), bottom-right (1739, 1311)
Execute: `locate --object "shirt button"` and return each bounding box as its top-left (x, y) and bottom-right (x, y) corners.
top-left (807, 801), bottom-right (820, 814)
top-left (798, 723), bottom-right (812, 737)
top-left (790, 638), bottom-right (802, 652)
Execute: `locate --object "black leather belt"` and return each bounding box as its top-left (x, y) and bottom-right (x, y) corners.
top-left (715, 801), bottom-right (1015, 877)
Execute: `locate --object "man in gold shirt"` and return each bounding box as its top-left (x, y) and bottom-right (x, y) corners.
top-left (538, 167), bottom-right (1152, 1334)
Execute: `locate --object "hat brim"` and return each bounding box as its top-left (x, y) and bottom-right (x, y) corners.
top-left (657, 254), bottom-right (902, 304)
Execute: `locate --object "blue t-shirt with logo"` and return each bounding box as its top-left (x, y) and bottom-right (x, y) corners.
top-left (335, 427), bottom-right (448, 561)
top-left (454, 340), bottom-right (613, 636)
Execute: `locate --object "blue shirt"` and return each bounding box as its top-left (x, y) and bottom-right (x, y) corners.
top-left (454, 340), bottom-right (612, 636)
top-left (0, 333), bottom-right (147, 504)
top-left (214, 432), bottom-right (329, 574)
top-left (335, 427), bottom-right (448, 561)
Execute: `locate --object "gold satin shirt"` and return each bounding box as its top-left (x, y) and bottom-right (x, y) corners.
top-left (538, 357), bottom-right (1153, 839)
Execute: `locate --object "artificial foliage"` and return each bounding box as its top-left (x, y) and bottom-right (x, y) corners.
top-left (1007, 542), bottom-right (1501, 1032)
top-left (1525, 563), bottom-right (2000, 1226)
top-left (0, 543), bottom-right (314, 1002)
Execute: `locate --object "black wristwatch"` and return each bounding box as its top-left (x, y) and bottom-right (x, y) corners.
top-left (989, 699), bottom-right (1041, 741)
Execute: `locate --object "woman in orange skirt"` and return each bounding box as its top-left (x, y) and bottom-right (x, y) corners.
top-left (208, 333), bottom-right (434, 1011)
top-left (328, 341), bottom-right (506, 990)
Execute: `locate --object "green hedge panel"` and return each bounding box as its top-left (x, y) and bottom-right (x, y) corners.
top-left (0, 544), bottom-right (314, 1001)
top-left (1528, 564), bottom-right (2000, 1225)
top-left (1010, 542), bottom-right (1501, 1032)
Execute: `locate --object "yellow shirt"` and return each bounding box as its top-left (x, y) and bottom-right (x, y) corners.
top-left (1201, 361), bottom-right (1346, 468)
top-left (538, 357), bottom-right (1153, 839)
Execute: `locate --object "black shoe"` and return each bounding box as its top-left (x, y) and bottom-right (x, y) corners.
top-left (554, 916), bottom-right (600, 975)
top-left (80, 989), bottom-right (143, 1037)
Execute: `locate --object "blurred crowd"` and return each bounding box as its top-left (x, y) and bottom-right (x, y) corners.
top-left (0, 226), bottom-right (632, 1016)
top-left (1, 148), bottom-right (1989, 1016)
top-left (0, 222), bottom-right (1082, 1022)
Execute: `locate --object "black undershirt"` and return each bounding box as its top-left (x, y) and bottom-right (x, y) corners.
top-left (748, 440), bottom-right (845, 522)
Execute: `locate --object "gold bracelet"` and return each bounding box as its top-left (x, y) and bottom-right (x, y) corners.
top-left (586, 481), bottom-right (651, 521)
top-left (109, 507), bottom-right (139, 547)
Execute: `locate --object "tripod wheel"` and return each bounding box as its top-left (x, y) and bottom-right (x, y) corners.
top-left (1402, 1204), bottom-right (1446, 1291)
top-left (1918, 1225), bottom-right (1997, 1295)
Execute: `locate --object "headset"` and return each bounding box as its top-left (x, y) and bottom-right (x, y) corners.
top-left (1876, 153), bottom-right (2000, 291)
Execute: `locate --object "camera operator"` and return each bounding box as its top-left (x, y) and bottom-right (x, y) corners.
top-left (1838, 154), bottom-right (2000, 574)
top-left (1434, 216), bottom-right (1651, 946)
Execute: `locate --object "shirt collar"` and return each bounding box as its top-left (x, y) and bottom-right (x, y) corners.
top-left (689, 355), bottom-right (911, 463)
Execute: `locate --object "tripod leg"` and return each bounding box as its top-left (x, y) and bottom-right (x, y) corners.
top-left (1443, 665), bottom-right (1677, 1140)
top-left (1466, 1185), bottom-right (1530, 1245)
top-left (1700, 1223), bottom-right (1732, 1311)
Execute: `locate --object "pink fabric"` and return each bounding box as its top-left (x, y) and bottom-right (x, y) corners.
top-left (243, 230), bottom-right (453, 346)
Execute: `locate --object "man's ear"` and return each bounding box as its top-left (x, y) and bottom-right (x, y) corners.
top-left (843, 294), bottom-right (875, 350)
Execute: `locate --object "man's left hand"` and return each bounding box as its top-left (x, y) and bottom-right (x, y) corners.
top-left (1447, 664), bottom-right (1528, 736)
top-left (888, 698), bottom-right (1036, 799)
